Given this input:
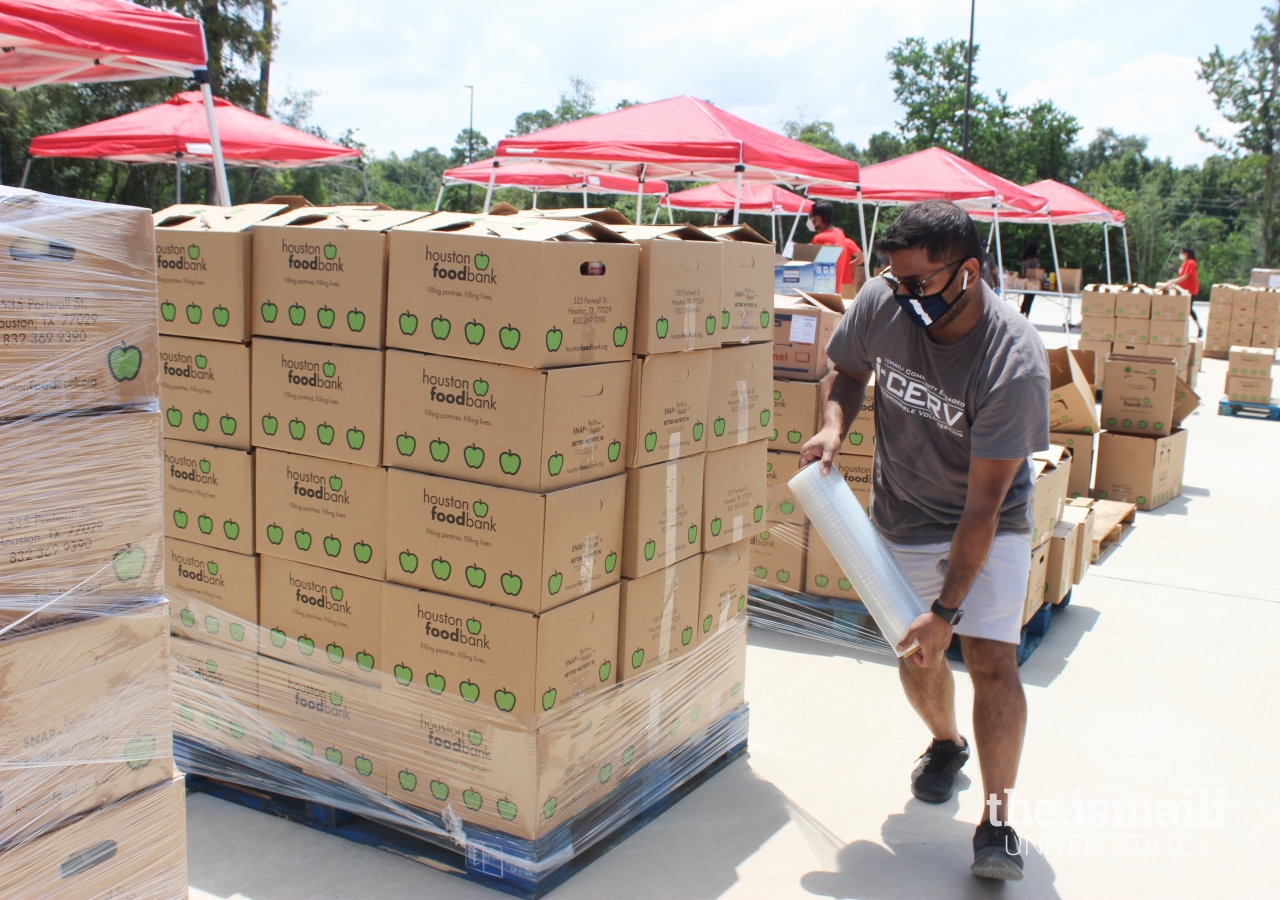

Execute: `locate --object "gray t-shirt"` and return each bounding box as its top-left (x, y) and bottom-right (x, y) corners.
top-left (826, 278), bottom-right (1050, 544)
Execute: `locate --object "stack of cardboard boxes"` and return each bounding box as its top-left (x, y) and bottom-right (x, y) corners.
top-left (0, 190), bottom-right (187, 896)
top-left (1224, 345), bottom-right (1275, 404)
top-left (1080, 283), bottom-right (1196, 388)
top-left (156, 207), bottom-right (757, 846)
top-left (1206, 284), bottom-right (1280, 361)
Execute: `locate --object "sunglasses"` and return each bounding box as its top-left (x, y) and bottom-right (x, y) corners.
top-left (881, 258), bottom-right (969, 299)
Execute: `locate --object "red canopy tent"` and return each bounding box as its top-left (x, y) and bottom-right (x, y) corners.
top-left (492, 95), bottom-right (860, 232)
top-left (967, 178), bottom-right (1130, 284)
top-left (440, 159), bottom-right (666, 210)
top-left (807, 147), bottom-right (1049, 283)
top-left (28, 91), bottom-right (361, 202)
top-left (0, 0), bottom-right (232, 204)
top-left (660, 182), bottom-right (811, 246)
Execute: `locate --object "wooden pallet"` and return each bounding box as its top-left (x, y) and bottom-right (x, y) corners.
top-left (1090, 499), bottom-right (1137, 562)
top-left (1218, 398), bottom-right (1280, 421)
top-left (180, 704), bottom-right (749, 899)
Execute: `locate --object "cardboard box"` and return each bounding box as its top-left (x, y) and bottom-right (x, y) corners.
top-left (1114, 287), bottom-right (1152, 319)
top-left (170, 634), bottom-right (260, 755)
top-left (749, 521), bottom-right (806, 591)
top-left (1100, 354), bottom-right (1181, 437)
top-left (164, 438), bottom-right (254, 554)
top-left (166, 538), bottom-right (258, 651)
top-left (1078, 316), bottom-right (1116, 342)
top-left (1045, 520), bottom-right (1079, 605)
top-left (699, 540), bottom-right (751, 639)
top-left (1229, 320), bottom-right (1255, 346)
top-left (1046, 346), bottom-right (1100, 434)
top-left (1113, 318), bottom-right (1149, 345)
top-left (622, 456), bottom-right (704, 579)
top-left (1151, 290), bottom-right (1192, 322)
top-left (0, 775), bottom-right (188, 900)
top-left (255, 654), bottom-right (386, 789)
top-left (1233, 292), bottom-right (1257, 322)
top-left (159, 335), bottom-right (250, 449)
top-left (1209, 283), bottom-right (1239, 303)
top-left (611, 224), bottom-right (722, 355)
top-left (625, 349), bottom-right (712, 465)
top-left (1148, 317), bottom-right (1189, 346)
top-left (1228, 346), bottom-right (1276, 378)
top-left (701, 442), bottom-right (768, 552)
top-left (706, 343), bottom-right (772, 451)
top-left (1225, 376), bottom-right (1273, 403)
top-left (1143, 343), bottom-right (1192, 368)
top-left (1024, 541), bottom-right (1050, 624)
top-left (833, 455), bottom-right (875, 510)
top-left (0, 608), bottom-right (172, 846)
top-left (1252, 325), bottom-right (1280, 350)
top-left (385, 469), bottom-right (624, 615)
top-left (1030, 447), bottom-right (1072, 547)
top-left (765, 450), bottom-right (805, 524)
top-left (776, 244), bottom-right (840, 295)
top-left (804, 526), bottom-right (862, 600)
top-left (838, 377), bottom-right (876, 456)
top-left (770, 378), bottom-right (821, 449)
top-left (383, 351), bottom-right (630, 492)
top-left (258, 554), bottom-right (384, 687)
top-left (1076, 341), bottom-right (1111, 385)
top-left (253, 206), bottom-right (428, 349)
top-left (381, 581), bottom-right (619, 717)
top-left (249, 337), bottom-right (383, 466)
top-left (1094, 429), bottom-right (1188, 511)
top-left (1080, 285), bottom-right (1117, 318)
top-left (254, 447), bottom-right (388, 578)
top-left (617, 555), bottom-right (701, 681)
top-left (771, 292), bottom-right (844, 379)
top-left (0, 193), bottom-right (160, 417)
top-left (1173, 377), bottom-right (1201, 423)
top-left (1059, 498), bottom-right (1095, 584)
top-left (155, 203), bottom-right (288, 341)
top-left (704, 224), bottom-right (774, 344)
top-left (0, 411), bottom-right (162, 598)
top-left (1050, 432), bottom-right (1094, 500)
top-left (388, 214), bottom-right (640, 367)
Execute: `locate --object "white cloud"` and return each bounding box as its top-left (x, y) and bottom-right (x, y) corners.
top-left (270, 0), bottom-right (1257, 167)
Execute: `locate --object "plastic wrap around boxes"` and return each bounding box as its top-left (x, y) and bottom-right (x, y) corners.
top-left (0, 187), bottom-right (187, 898)
top-left (152, 208), bottom-right (762, 892)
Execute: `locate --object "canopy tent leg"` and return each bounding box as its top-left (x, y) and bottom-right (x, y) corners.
top-left (732, 164), bottom-right (745, 225)
top-left (785, 213), bottom-right (802, 257)
top-left (531, 189), bottom-right (538, 210)
top-left (1047, 218), bottom-right (1069, 334)
top-left (667, 204), bottom-right (674, 224)
top-left (434, 184), bottom-right (445, 211)
top-left (771, 212), bottom-right (776, 248)
top-left (1103, 224), bottom-right (1113, 284)
top-left (482, 160), bottom-right (498, 213)
top-left (856, 188), bottom-right (870, 282)
top-left (19, 157), bottom-right (31, 189)
top-left (992, 206), bottom-right (1004, 296)
top-left (195, 72), bottom-right (231, 206)
top-left (869, 202), bottom-right (881, 248)
top-left (634, 163), bottom-right (646, 225)
top-left (583, 185), bottom-right (588, 207)
top-left (175, 155), bottom-right (182, 204)
top-left (1122, 224), bottom-right (1132, 283)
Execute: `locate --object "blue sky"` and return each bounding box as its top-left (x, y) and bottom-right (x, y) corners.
top-left (270, 0), bottom-right (1265, 166)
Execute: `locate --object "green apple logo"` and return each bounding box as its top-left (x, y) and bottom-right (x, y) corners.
top-left (711, 518), bottom-right (722, 537)
top-left (317, 306), bottom-right (335, 329)
top-left (548, 571), bottom-right (563, 594)
top-left (779, 500), bottom-right (795, 515)
top-left (472, 379), bottom-right (489, 396)
top-left (325, 747), bottom-right (343, 768)
top-left (714, 418), bottom-right (726, 437)
top-left (466, 565), bottom-right (486, 588)
top-left (631, 647), bottom-right (645, 669)
top-left (161, 301), bottom-right (176, 322)
top-left (355, 756), bottom-right (373, 777)
top-left (194, 354), bottom-right (207, 369)
top-left (753, 504), bottom-right (763, 522)
top-left (430, 780), bottom-right (449, 801)
top-left (317, 422), bottom-right (335, 445)
top-left (608, 440), bottom-right (621, 462)
top-left (754, 566), bottom-right (767, 578)
top-left (223, 520), bottom-right (240, 541)
top-left (547, 453), bottom-right (564, 476)
top-left (213, 305), bottom-right (229, 327)
top-left (399, 550), bottom-right (419, 574)
top-left (347, 428), bottom-right (365, 450)
top-left (261, 301), bottom-right (278, 323)
top-left (760, 409), bottom-right (771, 427)
top-left (398, 771), bottom-right (417, 792)
top-left (262, 414), bottom-right (278, 435)
top-left (599, 660), bottom-right (612, 681)
top-left (761, 310), bottom-right (771, 328)
top-left (501, 571), bottom-right (523, 596)
top-left (496, 799), bottom-right (517, 821)
top-left (542, 688), bottom-right (557, 711)
top-left (192, 411), bottom-right (209, 432)
top-left (430, 314), bottom-right (448, 339)
top-left (465, 445), bottom-right (485, 469)
top-left (787, 429), bottom-right (802, 444)
top-left (295, 529), bottom-right (312, 551)
top-left (288, 304), bottom-right (305, 326)
top-left (605, 551), bottom-right (618, 573)
top-left (197, 514), bottom-right (213, 534)
top-left (180, 608), bottom-right (195, 627)
top-left (329, 475), bottom-right (343, 491)
top-left (220, 415), bottom-right (236, 435)
top-left (814, 574), bottom-right (829, 588)
top-left (473, 252), bottom-right (490, 271)
top-left (655, 317), bottom-right (669, 339)
top-left (297, 635), bottom-right (315, 655)
top-left (186, 303), bottom-right (202, 324)
top-left (688, 525), bottom-right (698, 544)
top-left (644, 540), bottom-right (656, 561)
top-left (838, 578), bottom-right (852, 591)
top-left (644, 431), bottom-right (657, 453)
top-left (703, 614), bottom-right (713, 633)
top-left (693, 421), bottom-right (704, 442)
top-left (112, 545), bottom-right (146, 581)
top-left (613, 324), bottom-right (628, 347)
top-left (494, 688), bottom-right (516, 712)
top-left (465, 320), bottom-right (485, 345)
top-left (324, 243), bottom-right (338, 261)
top-left (393, 663), bottom-right (413, 686)
top-left (463, 789), bottom-right (483, 811)
top-left (429, 438), bottom-right (449, 462)
top-left (499, 324), bottom-right (520, 350)
top-left (204, 615), bottom-right (219, 635)
top-left (269, 627), bottom-right (287, 649)
top-left (166, 407), bottom-right (182, 428)
top-left (466, 617), bottom-right (481, 635)
top-left (397, 433), bottom-right (416, 456)
top-left (543, 798), bottom-right (558, 820)
top-left (347, 309), bottom-right (365, 332)
top-left (289, 418), bottom-right (305, 440)
top-left (848, 432), bottom-right (864, 446)
top-left (356, 650), bottom-right (373, 672)
top-left (107, 342), bottom-right (142, 382)
top-left (499, 450), bottom-right (521, 474)
top-left (682, 625), bottom-right (693, 645)
top-left (324, 535), bottom-right (341, 557)
top-left (705, 314), bottom-right (716, 335)
top-left (721, 310), bottom-right (731, 329)
top-left (459, 681), bottom-right (480, 703)
top-left (353, 542), bottom-right (372, 564)
top-left (622, 746), bottom-right (636, 765)
top-left (545, 327), bottom-right (563, 352)
top-left (266, 523), bottom-right (283, 544)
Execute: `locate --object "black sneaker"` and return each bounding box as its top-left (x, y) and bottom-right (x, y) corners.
top-left (909, 737), bottom-right (969, 803)
top-left (971, 821), bottom-right (1025, 881)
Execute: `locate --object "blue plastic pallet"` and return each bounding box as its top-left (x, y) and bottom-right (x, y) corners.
top-left (1218, 397), bottom-right (1280, 420)
top-left (180, 704), bottom-right (749, 899)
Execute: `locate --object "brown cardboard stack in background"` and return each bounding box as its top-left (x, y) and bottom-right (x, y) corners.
top-left (0, 191), bottom-right (182, 878)
top-left (1224, 345), bottom-right (1274, 403)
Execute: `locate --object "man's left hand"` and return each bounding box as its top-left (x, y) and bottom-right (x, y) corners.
top-left (897, 610), bottom-right (953, 667)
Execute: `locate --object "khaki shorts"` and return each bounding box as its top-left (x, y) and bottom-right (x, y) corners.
top-left (884, 532), bottom-right (1032, 645)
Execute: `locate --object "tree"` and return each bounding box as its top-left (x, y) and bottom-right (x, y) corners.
top-left (1200, 5), bottom-right (1280, 264)
top-left (508, 76), bottom-right (597, 136)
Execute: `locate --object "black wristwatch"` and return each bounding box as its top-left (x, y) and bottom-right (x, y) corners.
top-left (930, 600), bottom-right (963, 627)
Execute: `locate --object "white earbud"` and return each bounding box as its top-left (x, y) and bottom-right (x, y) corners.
top-left (962, 271), bottom-right (969, 291)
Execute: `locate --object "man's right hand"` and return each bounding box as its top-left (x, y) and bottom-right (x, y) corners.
top-left (800, 426), bottom-right (843, 475)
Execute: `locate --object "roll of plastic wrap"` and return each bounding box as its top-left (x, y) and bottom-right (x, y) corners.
top-left (789, 463), bottom-right (925, 657)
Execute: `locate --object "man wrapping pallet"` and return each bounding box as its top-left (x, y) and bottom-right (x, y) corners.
top-left (800, 200), bottom-right (1050, 880)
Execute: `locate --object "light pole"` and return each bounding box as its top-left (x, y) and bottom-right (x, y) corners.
top-left (464, 84), bottom-right (474, 211)
top-left (961, 0), bottom-right (975, 160)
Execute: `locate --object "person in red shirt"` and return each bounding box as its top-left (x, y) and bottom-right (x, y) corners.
top-left (808, 200), bottom-right (863, 292)
top-left (1159, 246), bottom-right (1202, 337)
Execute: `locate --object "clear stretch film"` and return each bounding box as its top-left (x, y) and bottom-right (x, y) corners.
top-left (788, 463), bottom-right (925, 657)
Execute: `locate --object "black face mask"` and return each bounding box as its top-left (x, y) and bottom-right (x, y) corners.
top-left (888, 261), bottom-right (972, 329)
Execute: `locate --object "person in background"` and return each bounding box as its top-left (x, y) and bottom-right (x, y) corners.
top-left (809, 200), bottom-right (864, 293)
top-left (1019, 242), bottom-right (1041, 317)
top-left (1159, 246), bottom-right (1202, 337)
top-left (979, 237), bottom-right (998, 290)
top-left (716, 212), bottom-right (733, 226)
